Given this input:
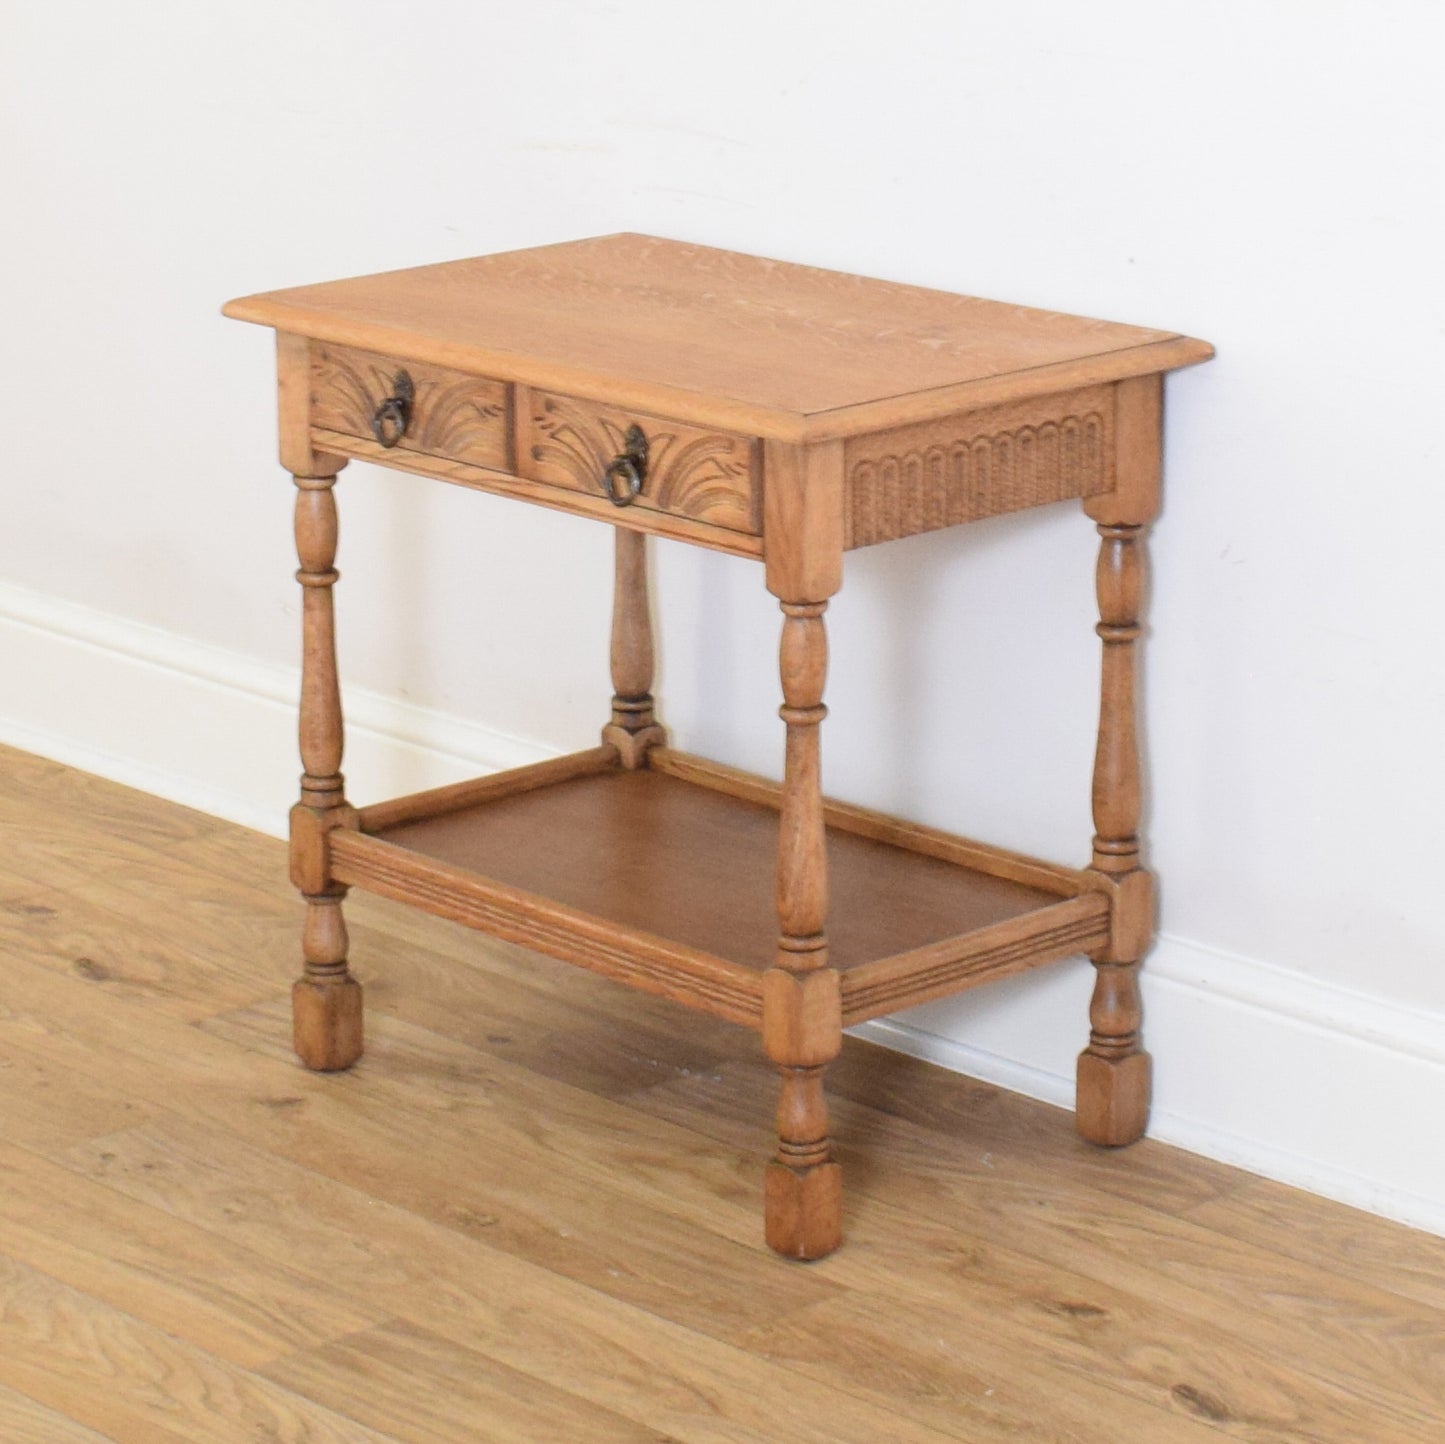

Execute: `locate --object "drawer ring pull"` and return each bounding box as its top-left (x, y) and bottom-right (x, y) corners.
top-left (603, 424), bottom-right (649, 506)
top-left (371, 371), bottom-right (415, 448)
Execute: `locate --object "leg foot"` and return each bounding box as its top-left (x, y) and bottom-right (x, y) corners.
top-left (765, 1158), bottom-right (842, 1260)
top-left (292, 975), bottom-right (363, 1071)
top-left (1076, 1048), bottom-right (1151, 1146)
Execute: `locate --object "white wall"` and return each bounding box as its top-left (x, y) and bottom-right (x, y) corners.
top-left (4, 1), bottom-right (1444, 1230)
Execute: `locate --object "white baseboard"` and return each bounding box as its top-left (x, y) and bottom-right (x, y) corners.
top-left (4, 578), bottom-right (1442, 1237)
top-left (0, 580), bottom-right (553, 838)
top-left (853, 933), bottom-right (1445, 1236)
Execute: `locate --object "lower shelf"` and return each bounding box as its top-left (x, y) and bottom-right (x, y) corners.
top-left (328, 747), bottom-right (1110, 1028)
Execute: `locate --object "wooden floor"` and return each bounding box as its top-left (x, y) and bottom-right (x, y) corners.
top-left (1, 745), bottom-right (1442, 1442)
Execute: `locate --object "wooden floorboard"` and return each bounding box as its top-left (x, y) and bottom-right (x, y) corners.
top-left (0, 741), bottom-right (1442, 1441)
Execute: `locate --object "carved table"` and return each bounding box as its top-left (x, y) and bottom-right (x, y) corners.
top-left (224, 235), bottom-right (1212, 1259)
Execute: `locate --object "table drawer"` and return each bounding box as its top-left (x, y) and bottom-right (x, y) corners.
top-left (310, 343), bottom-right (510, 471)
top-left (519, 389), bottom-right (760, 535)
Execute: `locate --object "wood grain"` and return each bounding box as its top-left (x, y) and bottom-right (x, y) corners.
top-left (601, 528), bottom-right (667, 768)
top-left (0, 1252), bottom-right (399, 1444)
top-left (0, 1140), bottom-right (379, 1369)
top-left (262, 1319), bottom-right (673, 1444)
top-left (521, 389), bottom-right (759, 533)
top-left (1, 756), bottom-right (1442, 1443)
top-left (230, 243), bottom-right (1214, 1247)
top-left (225, 234), bottom-right (1213, 441)
top-left (0, 1382), bottom-right (114, 1444)
top-left (344, 766), bottom-right (1068, 976)
top-left (844, 384), bottom-right (1114, 546)
top-left (311, 341), bottom-right (509, 471)
top-left (291, 468), bottom-right (361, 1072)
top-left (308, 424), bottom-right (765, 558)
top-left (648, 747), bottom-right (1092, 895)
top-left (55, 1122), bottom-right (964, 1444)
top-left (628, 1059), bottom-right (1445, 1439)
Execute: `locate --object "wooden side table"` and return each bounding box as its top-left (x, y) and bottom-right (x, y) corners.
top-left (224, 235), bottom-right (1212, 1259)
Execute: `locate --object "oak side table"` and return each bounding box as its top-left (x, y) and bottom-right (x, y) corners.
top-left (224, 235), bottom-right (1212, 1259)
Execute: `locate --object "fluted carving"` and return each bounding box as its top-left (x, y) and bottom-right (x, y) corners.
top-left (845, 388), bottom-right (1113, 546)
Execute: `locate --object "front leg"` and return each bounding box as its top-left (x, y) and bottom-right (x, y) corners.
top-left (1077, 377), bottom-right (1160, 1144)
top-left (763, 599), bottom-right (843, 1259)
top-left (290, 468), bottom-right (362, 1071)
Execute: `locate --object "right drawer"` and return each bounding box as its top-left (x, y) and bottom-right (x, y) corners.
top-left (518, 388), bottom-right (761, 536)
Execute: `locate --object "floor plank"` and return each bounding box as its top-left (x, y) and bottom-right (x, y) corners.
top-left (0, 1140), bottom-right (381, 1369)
top-left (0, 1380), bottom-right (116, 1444)
top-left (625, 1061), bottom-right (1445, 1438)
top-left (1, 747), bottom-right (1443, 1442)
top-left (1184, 1176), bottom-right (1445, 1315)
top-left (0, 1253), bottom-right (403, 1444)
top-left (262, 1319), bottom-right (683, 1444)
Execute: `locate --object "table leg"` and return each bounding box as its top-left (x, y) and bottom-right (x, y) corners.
top-left (601, 527), bottom-right (666, 768)
top-left (763, 598), bottom-right (843, 1259)
top-left (1077, 519), bottom-right (1154, 1143)
top-left (289, 469), bottom-right (362, 1071)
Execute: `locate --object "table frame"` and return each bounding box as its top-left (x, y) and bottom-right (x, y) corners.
top-left (276, 356), bottom-right (1161, 1261)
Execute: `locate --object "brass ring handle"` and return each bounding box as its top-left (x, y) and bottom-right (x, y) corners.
top-left (604, 455), bottom-right (643, 505)
top-left (371, 371), bottom-right (415, 448)
top-left (603, 424), bottom-right (648, 507)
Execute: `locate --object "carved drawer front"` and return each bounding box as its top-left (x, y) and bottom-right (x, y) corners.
top-left (310, 343), bottom-right (510, 471)
top-left (519, 390), bottom-right (760, 535)
top-left (844, 385), bottom-right (1115, 547)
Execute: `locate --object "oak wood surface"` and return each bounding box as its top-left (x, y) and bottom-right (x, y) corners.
top-left (290, 466), bottom-right (361, 1072)
top-left (648, 747), bottom-right (1093, 895)
top-left (308, 425), bottom-right (766, 558)
top-left (521, 389), bottom-right (760, 534)
top-left (356, 744), bottom-right (619, 833)
top-left (227, 244), bottom-right (1210, 1257)
top-left (330, 827), bottom-right (765, 1027)
top-left (225, 234), bottom-right (1212, 442)
top-left (310, 341), bottom-right (510, 472)
top-left (1, 749), bottom-right (1441, 1442)
top-left (601, 527), bottom-right (667, 768)
top-left (361, 765), bottom-right (1063, 973)
top-left (844, 383), bottom-right (1115, 546)
top-left (0, 1382), bottom-right (114, 1444)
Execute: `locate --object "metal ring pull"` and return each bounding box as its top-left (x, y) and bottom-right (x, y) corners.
top-left (603, 424), bottom-right (648, 506)
top-left (371, 371), bottom-right (415, 448)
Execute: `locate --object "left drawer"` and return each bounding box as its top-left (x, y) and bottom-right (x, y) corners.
top-left (309, 343), bottom-right (510, 471)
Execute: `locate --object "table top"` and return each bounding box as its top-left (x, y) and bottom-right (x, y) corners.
top-left (224, 233), bottom-right (1212, 440)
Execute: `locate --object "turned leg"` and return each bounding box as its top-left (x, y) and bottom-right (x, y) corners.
top-left (763, 599), bottom-right (843, 1259)
top-left (600, 527), bottom-right (667, 768)
top-left (289, 469), bottom-right (362, 1071)
top-left (1077, 519), bottom-right (1154, 1143)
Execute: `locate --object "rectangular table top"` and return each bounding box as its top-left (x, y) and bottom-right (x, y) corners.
top-left (223, 234), bottom-right (1212, 441)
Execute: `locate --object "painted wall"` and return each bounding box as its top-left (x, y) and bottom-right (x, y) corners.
top-left (4, 1), bottom-right (1443, 1229)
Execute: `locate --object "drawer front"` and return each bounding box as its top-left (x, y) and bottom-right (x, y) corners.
top-left (520, 389), bottom-right (760, 535)
top-left (310, 343), bottom-right (510, 471)
top-left (844, 384), bottom-right (1115, 547)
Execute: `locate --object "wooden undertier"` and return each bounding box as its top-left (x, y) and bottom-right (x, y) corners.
top-left (328, 747), bottom-right (1110, 1029)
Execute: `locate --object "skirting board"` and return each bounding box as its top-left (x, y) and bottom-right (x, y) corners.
top-left (3, 577), bottom-right (1442, 1238)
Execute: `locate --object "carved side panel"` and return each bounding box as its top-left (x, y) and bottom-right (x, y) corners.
top-left (844, 386), bottom-right (1115, 547)
top-left (310, 344), bottom-right (510, 471)
top-left (521, 390), bottom-right (760, 535)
